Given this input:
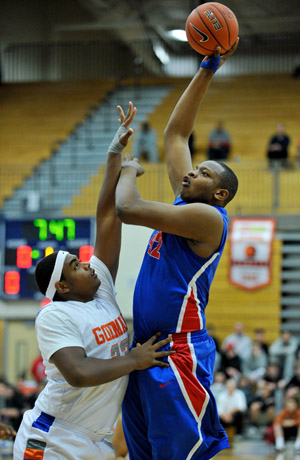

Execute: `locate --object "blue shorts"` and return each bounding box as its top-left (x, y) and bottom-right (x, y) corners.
top-left (122, 329), bottom-right (229, 460)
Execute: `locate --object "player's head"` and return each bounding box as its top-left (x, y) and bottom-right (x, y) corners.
top-left (35, 251), bottom-right (100, 302)
top-left (180, 160), bottom-right (238, 207)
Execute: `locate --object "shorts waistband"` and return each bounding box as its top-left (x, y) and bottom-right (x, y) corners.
top-left (134, 329), bottom-right (208, 345)
top-left (171, 329), bottom-right (208, 343)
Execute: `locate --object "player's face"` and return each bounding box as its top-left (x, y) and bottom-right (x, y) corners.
top-left (61, 253), bottom-right (100, 302)
top-left (180, 161), bottom-right (224, 204)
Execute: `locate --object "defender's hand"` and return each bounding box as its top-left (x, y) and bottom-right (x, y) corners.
top-left (129, 333), bottom-right (175, 370)
top-left (117, 101), bottom-right (137, 147)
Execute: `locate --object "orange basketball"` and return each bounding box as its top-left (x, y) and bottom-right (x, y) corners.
top-left (185, 2), bottom-right (239, 56)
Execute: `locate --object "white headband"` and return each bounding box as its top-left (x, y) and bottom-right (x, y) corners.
top-left (45, 251), bottom-right (69, 300)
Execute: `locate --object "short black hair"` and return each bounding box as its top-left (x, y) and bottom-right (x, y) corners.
top-left (217, 162), bottom-right (238, 206)
top-left (35, 252), bottom-right (64, 301)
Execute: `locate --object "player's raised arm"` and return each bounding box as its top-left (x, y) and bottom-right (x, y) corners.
top-left (163, 41), bottom-right (239, 197)
top-left (116, 158), bottom-right (236, 257)
top-left (93, 102), bottom-right (136, 282)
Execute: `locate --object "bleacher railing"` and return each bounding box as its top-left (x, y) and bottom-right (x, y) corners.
top-left (1, 159), bottom-right (300, 217)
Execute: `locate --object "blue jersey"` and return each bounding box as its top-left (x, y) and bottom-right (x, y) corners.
top-left (133, 196), bottom-right (228, 341)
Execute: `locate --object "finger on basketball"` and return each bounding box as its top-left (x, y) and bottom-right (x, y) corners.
top-left (214, 46), bottom-right (221, 58)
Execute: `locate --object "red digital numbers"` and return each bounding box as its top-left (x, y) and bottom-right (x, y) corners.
top-left (17, 245), bottom-right (32, 268)
top-left (79, 245), bottom-right (94, 262)
top-left (4, 271), bottom-right (20, 295)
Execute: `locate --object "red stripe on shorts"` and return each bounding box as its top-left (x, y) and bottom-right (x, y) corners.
top-left (170, 339), bottom-right (207, 417)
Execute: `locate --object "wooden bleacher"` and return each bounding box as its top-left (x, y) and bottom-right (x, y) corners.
top-left (2, 74), bottom-right (300, 215)
top-left (0, 80), bottom-right (115, 206)
top-left (147, 74), bottom-right (300, 162)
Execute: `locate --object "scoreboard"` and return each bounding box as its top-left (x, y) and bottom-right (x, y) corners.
top-left (1, 218), bottom-right (95, 299)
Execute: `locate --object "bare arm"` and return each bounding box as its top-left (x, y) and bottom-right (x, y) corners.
top-left (164, 42), bottom-right (239, 197)
top-left (116, 160), bottom-right (224, 257)
top-left (50, 334), bottom-right (174, 387)
top-left (93, 102), bottom-right (136, 282)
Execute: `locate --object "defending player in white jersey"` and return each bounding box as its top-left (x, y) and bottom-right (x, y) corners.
top-left (13, 102), bottom-right (174, 460)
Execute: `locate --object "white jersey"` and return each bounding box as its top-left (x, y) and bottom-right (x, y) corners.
top-left (34, 255), bottom-right (129, 437)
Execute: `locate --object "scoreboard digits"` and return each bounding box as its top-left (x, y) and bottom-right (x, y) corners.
top-left (1, 218), bottom-right (94, 299)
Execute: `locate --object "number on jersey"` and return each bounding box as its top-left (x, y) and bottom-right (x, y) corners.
top-left (147, 231), bottom-right (162, 259)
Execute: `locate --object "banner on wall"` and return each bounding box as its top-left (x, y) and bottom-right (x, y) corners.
top-left (229, 218), bottom-right (276, 290)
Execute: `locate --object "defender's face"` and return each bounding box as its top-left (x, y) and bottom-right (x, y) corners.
top-left (180, 161), bottom-right (224, 204)
top-left (62, 253), bottom-right (100, 301)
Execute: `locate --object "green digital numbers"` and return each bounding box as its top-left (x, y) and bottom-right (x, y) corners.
top-left (34, 218), bottom-right (76, 241)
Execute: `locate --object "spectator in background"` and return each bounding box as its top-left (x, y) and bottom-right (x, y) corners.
top-left (216, 379), bottom-right (247, 438)
top-left (242, 341), bottom-right (268, 385)
top-left (238, 375), bottom-right (255, 407)
top-left (0, 377), bottom-right (25, 432)
top-left (211, 371), bottom-right (227, 401)
top-left (253, 328), bottom-right (269, 356)
top-left (222, 322), bottom-right (252, 361)
top-left (266, 123), bottom-right (290, 168)
top-left (0, 423), bottom-right (15, 440)
top-left (207, 120), bottom-right (231, 161)
top-left (261, 362), bottom-right (285, 392)
top-left (133, 121), bottom-right (158, 162)
top-left (249, 380), bottom-right (276, 429)
top-left (283, 360), bottom-right (300, 403)
top-left (273, 397), bottom-right (300, 453)
top-left (269, 330), bottom-right (299, 381)
top-left (220, 343), bottom-right (242, 381)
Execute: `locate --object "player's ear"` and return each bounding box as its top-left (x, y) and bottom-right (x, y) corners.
top-left (214, 188), bottom-right (229, 202)
top-left (55, 280), bottom-right (70, 295)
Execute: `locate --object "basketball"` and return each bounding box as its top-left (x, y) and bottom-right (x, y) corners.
top-left (185, 2), bottom-right (239, 56)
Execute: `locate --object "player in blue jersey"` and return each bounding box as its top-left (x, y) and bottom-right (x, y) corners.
top-left (115, 43), bottom-right (239, 460)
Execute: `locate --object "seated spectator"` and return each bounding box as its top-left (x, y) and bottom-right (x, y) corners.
top-left (222, 322), bottom-right (252, 361)
top-left (238, 375), bottom-right (256, 407)
top-left (266, 123), bottom-right (290, 168)
top-left (0, 377), bottom-right (25, 431)
top-left (207, 120), bottom-right (231, 160)
top-left (242, 341), bottom-right (268, 385)
top-left (216, 379), bottom-right (247, 437)
top-left (261, 362), bottom-right (285, 393)
top-left (220, 343), bottom-right (242, 381)
top-left (273, 397), bottom-right (300, 453)
top-left (211, 371), bottom-right (227, 400)
top-left (132, 121), bottom-right (158, 163)
top-left (249, 380), bottom-right (276, 428)
top-left (0, 423), bottom-right (15, 440)
top-left (269, 330), bottom-right (299, 381)
top-left (284, 360), bottom-right (300, 402)
top-left (253, 328), bottom-right (269, 356)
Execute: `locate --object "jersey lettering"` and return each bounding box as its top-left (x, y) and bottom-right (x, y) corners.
top-left (147, 231), bottom-right (162, 259)
top-left (92, 314), bottom-right (128, 345)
